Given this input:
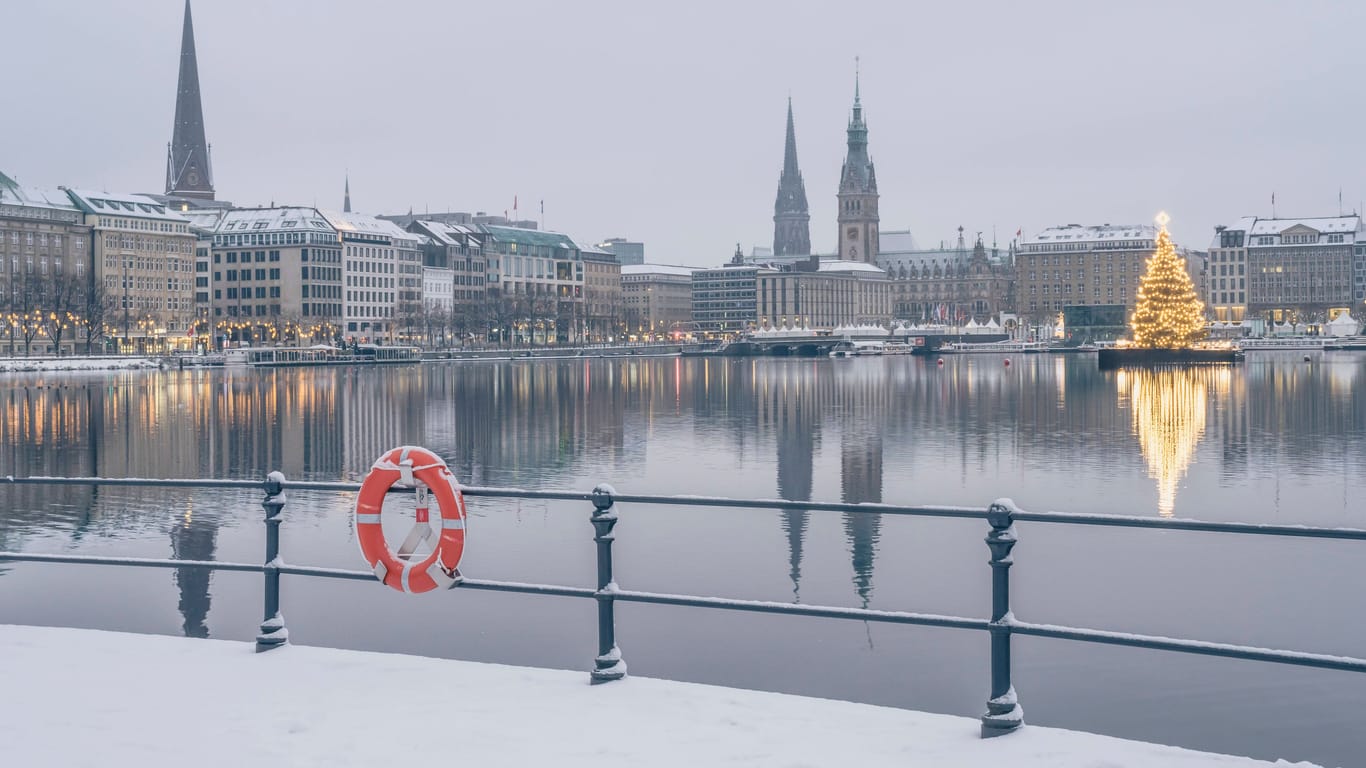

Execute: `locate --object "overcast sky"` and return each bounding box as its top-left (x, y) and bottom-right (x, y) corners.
top-left (5, 0), bottom-right (1365, 265)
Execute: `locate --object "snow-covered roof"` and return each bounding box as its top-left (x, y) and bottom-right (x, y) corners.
top-left (878, 230), bottom-right (919, 253)
top-left (218, 207), bottom-right (333, 234)
top-left (621, 264), bottom-right (697, 277)
top-left (183, 209), bottom-right (226, 234)
top-left (818, 260), bottom-right (887, 275)
top-left (412, 220), bottom-right (479, 246)
top-left (0, 172), bottom-right (80, 215)
top-left (1248, 216), bottom-right (1359, 236)
top-left (1022, 223), bottom-right (1156, 250)
top-left (65, 188), bottom-right (189, 222)
top-left (481, 224), bottom-right (577, 252)
top-left (320, 210), bottom-right (418, 244)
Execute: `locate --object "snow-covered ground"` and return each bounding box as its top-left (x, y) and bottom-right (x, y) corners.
top-left (0, 355), bottom-right (160, 372)
top-left (0, 625), bottom-right (1319, 768)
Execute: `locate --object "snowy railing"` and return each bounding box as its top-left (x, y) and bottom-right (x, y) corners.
top-left (4, 474), bottom-right (1366, 739)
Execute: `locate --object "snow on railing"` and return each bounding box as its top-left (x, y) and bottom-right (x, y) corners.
top-left (3, 474), bottom-right (1366, 740)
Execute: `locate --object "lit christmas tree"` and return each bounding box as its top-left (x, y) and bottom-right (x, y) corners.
top-left (1130, 213), bottom-right (1207, 348)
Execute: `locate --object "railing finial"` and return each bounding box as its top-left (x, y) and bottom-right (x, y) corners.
top-left (256, 471), bottom-right (289, 652)
top-left (982, 497), bottom-right (1022, 737)
top-left (590, 482), bottom-right (626, 683)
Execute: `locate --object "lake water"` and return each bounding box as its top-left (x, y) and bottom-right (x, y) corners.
top-left (1, 353), bottom-right (1363, 766)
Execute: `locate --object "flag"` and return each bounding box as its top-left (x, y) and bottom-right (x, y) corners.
top-left (1015, 227), bottom-right (1022, 238)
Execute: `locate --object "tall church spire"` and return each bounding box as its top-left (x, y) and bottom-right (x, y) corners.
top-left (166, 0), bottom-right (214, 200)
top-left (344, 174), bottom-right (352, 213)
top-left (773, 97), bottom-right (811, 257)
top-left (837, 60), bottom-right (879, 263)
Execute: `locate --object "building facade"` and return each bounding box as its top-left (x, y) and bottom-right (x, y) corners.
top-left (320, 210), bottom-right (411, 344)
top-left (1015, 223), bottom-right (1203, 325)
top-left (0, 172), bottom-right (93, 355)
top-left (581, 244), bottom-right (622, 342)
top-left (773, 98), bottom-right (811, 257)
top-left (837, 77), bottom-right (879, 263)
top-left (1207, 215), bottom-right (1363, 323)
top-left (209, 207), bottom-right (342, 347)
top-left (481, 225), bottom-right (584, 344)
top-left (406, 220), bottom-right (488, 314)
top-left (621, 264), bottom-right (695, 339)
top-left (757, 259), bottom-right (893, 329)
top-left (67, 189), bottom-right (196, 353)
top-left (595, 237), bottom-right (645, 266)
top-left (881, 229), bottom-right (1014, 323)
top-left (692, 254), bottom-right (775, 335)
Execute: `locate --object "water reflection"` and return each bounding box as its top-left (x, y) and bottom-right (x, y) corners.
top-left (170, 506), bottom-right (216, 637)
top-left (1118, 367), bottom-right (1224, 517)
top-left (3, 354), bottom-right (1366, 612)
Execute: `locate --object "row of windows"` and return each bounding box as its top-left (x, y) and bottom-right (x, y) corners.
top-left (2, 231), bottom-right (75, 248)
top-left (215, 269), bottom-right (282, 282)
top-left (215, 250), bottom-right (281, 264)
top-left (301, 285), bottom-right (341, 299)
top-left (215, 232), bottom-right (336, 248)
top-left (218, 287), bottom-right (282, 300)
top-left (0, 256), bottom-right (85, 276)
top-left (96, 217), bottom-right (188, 234)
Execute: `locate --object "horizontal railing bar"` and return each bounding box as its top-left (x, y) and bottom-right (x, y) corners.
top-left (3, 476), bottom-right (265, 490)
top-left (611, 588), bottom-right (990, 630)
top-left (7, 476), bottom-right (1366, 540)
top-left (1010, 621), bottom-right (1366, 673)
top-left (6, 549), bottom-right (1360, 675)
top-left (276, 564), bottom-right (599, 599)
top-left (1010, 510), bottom-right (1366, 541)
top-left (0, 551), bottom-right (263, 573)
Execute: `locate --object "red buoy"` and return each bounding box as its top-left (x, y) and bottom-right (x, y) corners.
top-left (936, 357), bottom-right (944, 366)
top-left (1004, 359), bottom-right (1011, 367)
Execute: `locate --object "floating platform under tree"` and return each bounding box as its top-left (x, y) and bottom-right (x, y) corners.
top-left (1097, 347), bottom-right (1244, 370)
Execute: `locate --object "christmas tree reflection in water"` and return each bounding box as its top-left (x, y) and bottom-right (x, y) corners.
top-left (1118, 367), bottom-right (1227, 517)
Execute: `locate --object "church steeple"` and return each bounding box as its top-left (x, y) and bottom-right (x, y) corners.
top-left (837, 60), bottom-right (879, 263)
top-left (165, 0), bottom-right (214, 200)
top-left (773, 97), bottom-right (811, 257)
top-left (344, 174), bottom-right (352, 213)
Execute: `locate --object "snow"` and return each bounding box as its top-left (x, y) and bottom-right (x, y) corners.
top-left (0, 356), bottom-right (162, 373)
top-left (0, 624), bottom-right (1320, 768)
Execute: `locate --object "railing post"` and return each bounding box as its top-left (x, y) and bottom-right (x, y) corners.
top-left (589, 483), bottom-right (626, 684)
top-left (255, 471), bottom-right (289, 652)
top-left (981, 498), bottom-right (1023, 737)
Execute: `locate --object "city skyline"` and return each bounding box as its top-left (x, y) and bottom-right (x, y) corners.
top-left (5, 1), bottom-right (1366, 265)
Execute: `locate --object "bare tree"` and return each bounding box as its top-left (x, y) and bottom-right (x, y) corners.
top-left (14, 269), bottom-right (46, 356)
top-left (40, 271), bottom-right (86, 355)
top-left (79, 278), bottom-right (114, 355)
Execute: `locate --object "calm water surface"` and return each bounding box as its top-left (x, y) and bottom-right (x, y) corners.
top-left (1, 353), bottom-right (1363, 766)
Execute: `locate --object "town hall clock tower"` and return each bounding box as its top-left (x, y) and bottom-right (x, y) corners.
top-left (837, 67), bottom-right (879, 263)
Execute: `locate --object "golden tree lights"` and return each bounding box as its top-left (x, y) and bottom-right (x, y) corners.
top-left (1129, 212), bottom-right (1207, 348)
top-left (1119, 367), bottom-right (1222, 517)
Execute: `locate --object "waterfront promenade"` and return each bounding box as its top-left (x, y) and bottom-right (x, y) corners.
top-left (0, 624), bottom-right (1318, 767)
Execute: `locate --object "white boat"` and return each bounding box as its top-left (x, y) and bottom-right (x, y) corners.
top-left (223, 345), bottom-right (421, 367)
top-left (1237, 337), bottom-right (1327, 351)
top-left (939, 340), bottom-right (1049, 354)
top-left (853, 341), bottom-right (885, 356)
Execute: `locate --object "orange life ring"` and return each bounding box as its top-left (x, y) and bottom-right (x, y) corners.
top-left (355, 445), bottom-right (466, 594)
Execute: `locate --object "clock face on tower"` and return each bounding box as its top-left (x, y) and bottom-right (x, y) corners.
top-left (847, 227), bottom-right (859, 240)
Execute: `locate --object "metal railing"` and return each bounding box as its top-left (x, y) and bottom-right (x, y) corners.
top-left (4, 474), bottom-right (1366, 739)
